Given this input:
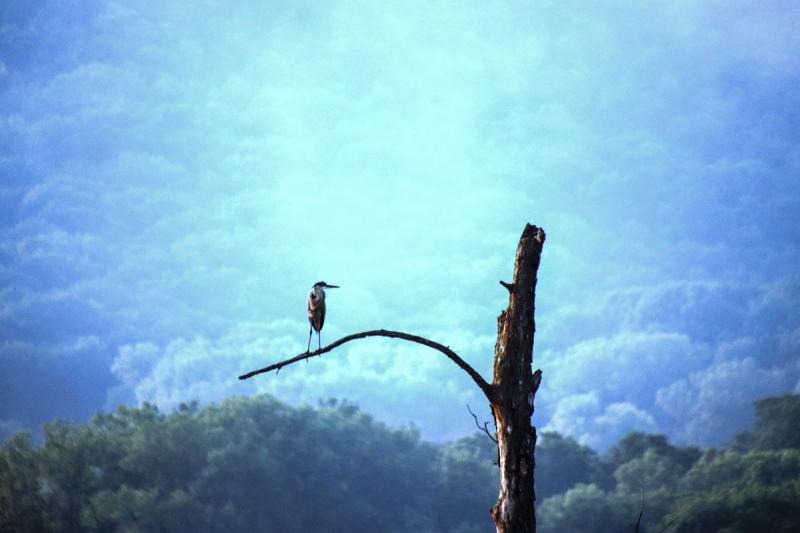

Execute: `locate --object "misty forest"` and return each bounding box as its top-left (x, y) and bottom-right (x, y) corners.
top-left (2, 393), bottom-right (800, 532)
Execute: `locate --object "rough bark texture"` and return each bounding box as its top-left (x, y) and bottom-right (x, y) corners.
top-left (490, 223), bottom-right (546, 533)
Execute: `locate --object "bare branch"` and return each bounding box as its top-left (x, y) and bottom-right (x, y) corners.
top-left (239, 329), bottom-right (494, 400)
top-left (532, 368), bottom-right (542, 394)
top-left (499, 280), bottom-right (514, 293)
top-left (467, 403), bottom-right (498, 444)
top-left (633, 511), bottom-right (643, 533)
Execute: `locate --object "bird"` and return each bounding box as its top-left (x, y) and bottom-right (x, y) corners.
top-left (307, 281), bottom-right (339, 353)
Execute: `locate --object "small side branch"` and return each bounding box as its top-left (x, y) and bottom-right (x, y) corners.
top-left (499, 280), bottom-right (514, 293)
top-left (532, 368), bottom-right (542, 395)
top-left (239, 329), bottom-right (494, 400)
top-left (467, 403), bottom-right (498, 444)
top-left (633, 511), bottom-right (643, 533)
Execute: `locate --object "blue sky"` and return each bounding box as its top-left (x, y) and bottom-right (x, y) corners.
top-left (1, 0), bottom-right (799, 450)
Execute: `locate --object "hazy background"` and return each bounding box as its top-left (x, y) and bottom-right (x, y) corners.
top-left (2, 0), bottom-right (799, 450)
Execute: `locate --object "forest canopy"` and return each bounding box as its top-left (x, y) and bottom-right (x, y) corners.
top-left (2, 394), bottom-right (799, 532)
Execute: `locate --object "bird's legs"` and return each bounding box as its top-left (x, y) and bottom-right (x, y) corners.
top-left (318, 331), bottom-right (321, 351)
top-left (307, 324), bottom-right (313, 354)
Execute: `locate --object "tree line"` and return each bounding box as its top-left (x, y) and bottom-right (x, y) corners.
top-left (2, 394), bottom-right (799, 532)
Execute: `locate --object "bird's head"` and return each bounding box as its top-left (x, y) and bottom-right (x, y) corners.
top-left (313, 281), bottom-right (339, 289)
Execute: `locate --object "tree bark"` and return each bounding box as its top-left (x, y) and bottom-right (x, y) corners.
top-left (490, 223), bottom-right (546, 533)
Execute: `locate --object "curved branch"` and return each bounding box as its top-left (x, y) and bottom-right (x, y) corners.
top-left (238, 329), bottom-right (494, 400)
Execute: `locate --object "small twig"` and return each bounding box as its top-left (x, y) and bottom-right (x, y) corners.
top-left (632, 474), bottom-right (645, 533)
top-left (657, 516), bottom-right (678, 533)
top-left (467, 403), bottom-right (498, 444)
top-left (633, 511), bottom-right (643, 533)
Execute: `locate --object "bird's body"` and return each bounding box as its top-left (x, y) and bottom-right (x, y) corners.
top-left (307, 286), bottom-right (327, 333)
top-left (307, 281), bottom-right (338, 352)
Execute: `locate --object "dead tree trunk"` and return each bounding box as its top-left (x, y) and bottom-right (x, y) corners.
top-left (490, 223), bottom-right (545, 533)
top-left (239, 223), bottom-right (546, 533)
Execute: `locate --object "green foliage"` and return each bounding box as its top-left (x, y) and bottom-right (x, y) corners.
top-left (535, 431), bottom-right (612, 498)
top-left (537, 483), bottom-right (635, 533)
top-left (607, 432), bottom-right (701, 473)
top-left (538, 396), bottom-right (800, 533)
top-left (0, 396), bottom-right (496, 532)
top-left (667, 481), bottom-right (800, 533)
top-left (614, 449), bottom-right (684, 495)
top-left (2, 393), bottom-right (800, 532)
top-left (727, 430), bottom-right (756, 452)
top-left (753, 394), bottom-right (800, 450)
top-left (434, 434), bottom-right (497, 531)
top-left (681, 448), bottom-right (800, 492)
top-left (0, 432), bottom-right (47, 532)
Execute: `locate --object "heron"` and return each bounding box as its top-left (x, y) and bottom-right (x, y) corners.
top-left (307, 281), bottom-right (339, 353)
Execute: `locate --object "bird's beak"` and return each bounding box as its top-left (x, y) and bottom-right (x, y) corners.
top-left (325, 284), bottom-right (340, 288)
